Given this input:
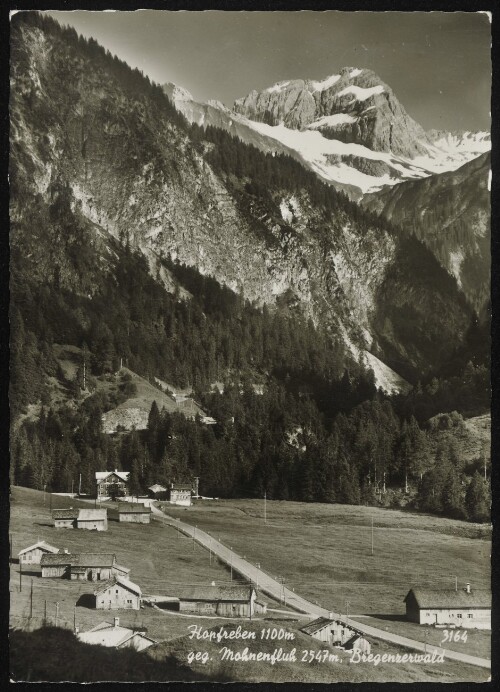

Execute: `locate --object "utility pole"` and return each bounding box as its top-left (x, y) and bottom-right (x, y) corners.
top-left (19, 563), bottom-right (22, 592)
top-left (71, 479), bottom-right (74, 496)
top-left (345, 599), bottom-right (350, 623)
top-left (209, 537), bottom-right (212, 565)
top-left (44, 599), bottom-right (47, 626)
top-left (74, 606), bottom-right (77, 633)
top-left (264, 491), bottom-right (267, 524)
top-left (230, 551), bottom-right (233, 581)
top-left (30, 579), bottom-right (33, 619)
top-left (9, 534), bottom-right (12, 562)
top-left (55, 602), bottom-right (59, 627)
top-left (454, 576), bottom-right (458, 591)
top-left (383, 471), bottom-right (386, 494)
top-left (424, 628), bottom-right (428, 653)
top-left (49, 493), bottom-right (52, 512)
top-left (371, 517), bottom-right (374, 556)
top-left (78, 474), bottom-right (82, 496)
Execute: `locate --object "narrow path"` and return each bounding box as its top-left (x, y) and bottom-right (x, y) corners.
top-left (151, 506), bottom-right (490, 670)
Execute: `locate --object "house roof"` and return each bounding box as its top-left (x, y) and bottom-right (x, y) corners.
top-left (94, 575), bottom-right (142, 596)
top-left (299, 617), bottom-right (363, 637)
top-left (118, 502), bottom-right (151, 514)
top-left (148, 484), bottom-right (167, 493)
top-left (405, 588), bottom-right (491, 609)
top-left (171, 484), bottom-right (192, 491)
top-left (41, 553), bottom-right (116, 568)
top-left (114, 563), bottom-right (130, 574)
top-left (18, 541), bottom-right (59, 556)
top-left (299, 617), bottom-right (334, 635)
top-left (77, 509), bottom-right (107, 521)
top-left (95, 470), bottom-right (130, 482)
top-left (78, 621), bottom-right (155, 648)
top-left (173, 585), bottom-right (255, 602)
top-left (53, 509), bottom-right (79, 520)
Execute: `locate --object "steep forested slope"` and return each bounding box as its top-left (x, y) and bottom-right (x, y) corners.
top-left (362, 153), bottom-right (490, 314)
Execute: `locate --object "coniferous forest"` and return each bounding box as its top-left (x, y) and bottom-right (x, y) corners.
top-left (9, 11), bottom-right (491, 523)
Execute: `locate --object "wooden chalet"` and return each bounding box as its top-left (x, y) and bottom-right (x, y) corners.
top-left (404, 585), bottom-right (491, 629)
top-left (118, 502), bottom-right (151, 524)
top-left (52, 508), bottom-right (108, 531)
top-left (53, 508), bottom-right (79, 528)
top-left (96, 470), bottom-right (130, 499)
top-left (40, 552), bottom-right (130, 581)
top-left (165, 585), bottom-right (257, 617)
top-left (76, 508), bottom-right (108, 531)
top-left (94, 576), bottom-right (142, 610)
top-left (300, 617), bottom-right (371, 653)
top-left (77, 618), bottom-right (155, 651)
top-left (18, 540), bottom-right (59, 565)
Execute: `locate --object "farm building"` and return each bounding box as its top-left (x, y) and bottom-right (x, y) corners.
top-left (94, 576), bottom-right (142, 610)
top-left (41, 553), bottom-right (130, 581)
top-left (18, 540), bottom-right (59, 565)
top-left (53, 508), bottom-right (79, 528)
top-left (404, 585), bottom-right (491, 629)
top-left (52, 508), bottom-right (108, 531)
top-left (118, 502), bottom-right (151, 524)
top-left (166, 585), bottom-right (257, 617)
top-left (77, 508), bottom-right (108, 531)
top-left (168, 483), bottom-right (192, 506)
top-left (96, 470), bottom-right (130, 499)
top-left (299, 617), bottom-right (371, 653)
top-left (77, 618), bottom-right (156, 651)
top-left (148, 484), bottom-right (168, 500)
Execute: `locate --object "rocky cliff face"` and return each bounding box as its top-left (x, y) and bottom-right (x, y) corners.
top-left (10, 15), bottom-right (474, 384)
top-left (362, 153), bottom-right (490, 314)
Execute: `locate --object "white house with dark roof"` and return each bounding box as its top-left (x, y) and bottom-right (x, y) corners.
top-left (77, 617), bottom-right (156, 651)
top-left (18, 540), bottom-right (59, 565)
top-left (94, 576), bottom-right (142, 610)
top-left (404, 585), bottom-right (491, 629)
top-left (96, 470), bottom-right (130, 499)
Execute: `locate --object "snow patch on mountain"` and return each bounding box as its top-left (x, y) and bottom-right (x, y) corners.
top-left (266, 80), bottom-right (291, 94)
top-left (349, 68), bottom-right (363, 78)
top-left (338, 84), bottom-right (385, 101)
top-left (307, 113), bottom-right (358, 129)
top-left (309, 74), bottom-right (341, 92)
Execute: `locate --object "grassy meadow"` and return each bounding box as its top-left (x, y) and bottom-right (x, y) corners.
top-left (163, 499), bottom-right (491, 658)
top-left (9, 488), bottom-right (490, 682)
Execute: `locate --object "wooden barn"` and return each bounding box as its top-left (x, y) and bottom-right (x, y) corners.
top-left (77, 618), bottom-right (155, 651)
top-left (404, 585), bottom-right (491, 629)
top-left (53, 508), bottom-right (79, 528)
top-left (300, 617), bottom-right (371, 653)
top-left (118, 502), bottom-right (151, 524)
top-left (94, 576), bottom-right (142, 610)
top-left (96, 470), bottom-right (130, 500)
top-left (18, 540), bottom-right (59, 566)
top-left (76, 508), bottom-right (108, 531)
top-left (171, 585), bottom-right (257, 617)
top-left (41, 553), bottom-right (130, 581)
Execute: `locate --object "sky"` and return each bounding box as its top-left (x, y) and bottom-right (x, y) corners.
top-left (43, 10), bottom-right (491, 132)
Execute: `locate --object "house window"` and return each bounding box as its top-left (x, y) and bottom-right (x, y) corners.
top-left (116, 589), bottom-right (119, 593)
top-left (127, 599), bottom-right (132, 604)
top-left (468, 614), bottom-right (473, 619)
top-left (457, 613), bottom-right (462, 618)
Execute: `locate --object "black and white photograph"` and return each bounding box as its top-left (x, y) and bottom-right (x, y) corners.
top-left (8, 6), bottom-right (492, 683)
